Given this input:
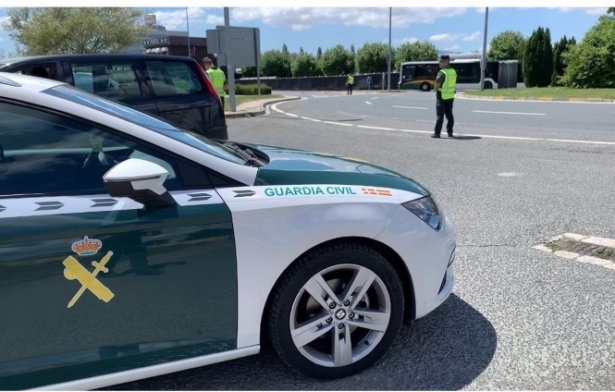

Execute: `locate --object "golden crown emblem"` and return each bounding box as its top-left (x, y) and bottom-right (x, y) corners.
top-left (71, 236), bottom-right (102, 256)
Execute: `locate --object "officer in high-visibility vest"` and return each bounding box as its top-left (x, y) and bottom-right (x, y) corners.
top-left (346, 74), bottom-right (355, 95)
top-left (432, 55), bottom-right (457, 138)
top-left (202, 57), bottom-right (228, 110)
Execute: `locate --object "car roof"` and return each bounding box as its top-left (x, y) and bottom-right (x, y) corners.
top-left (0, 53), bottom-right (198, 68)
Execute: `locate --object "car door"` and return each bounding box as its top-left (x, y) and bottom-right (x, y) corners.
top-left (63, 58), bottom-right (159, 118)
top-left (140, 59), bottom-right (227, 140)
top-left (0, 100), bottom-right (238, 389)
top-left (2, 60), bottom-right (64, 81)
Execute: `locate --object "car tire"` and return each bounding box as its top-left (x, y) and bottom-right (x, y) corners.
top-left (420, 82), bottom-right (431, 92)
top-left (267, 241), bottom-right (405, 379)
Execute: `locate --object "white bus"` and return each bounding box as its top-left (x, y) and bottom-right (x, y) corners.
top-left (398, 58), bottom-right (523, 91)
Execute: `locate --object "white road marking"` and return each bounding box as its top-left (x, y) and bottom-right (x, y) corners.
top-left (268, 100), bottom-right (615, 146)
top-left (371, 97), bottom-right (379, 100)
top-left (322, 120), bottom-right (353, 126)
top-left (497, 172), bottom-right (523, 177)
top-left (366, 101), bottom-right (373, 105)
top-left (285, 113), bottom-right (298, 117)
top-left (582, 236), bottom-right (615, 248)
top-left (392, 105), bottom-right (428, 110)
top-left (357, 125), bottom-right (396, 131)
top-left (472, 110), bottom-right (545, 116)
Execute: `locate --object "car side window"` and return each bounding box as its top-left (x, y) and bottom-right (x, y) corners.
top-left (0, 101), bottom-right (183, 197)
top-left (69, 61), bottom-right (143, 102)
top-left (12, 62), bottom-right (59, 81)
top-left (144, 61), bottom-right (205, 96)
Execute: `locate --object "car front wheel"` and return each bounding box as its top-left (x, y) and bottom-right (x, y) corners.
top-left (267, 242), bottom-right (405, 379)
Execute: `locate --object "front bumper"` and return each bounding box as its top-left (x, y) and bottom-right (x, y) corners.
top-left (374, 204), bottom-right (457, 320)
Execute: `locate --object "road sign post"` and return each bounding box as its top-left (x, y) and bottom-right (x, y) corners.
top-left (367, 76), bottom-right (372, 91)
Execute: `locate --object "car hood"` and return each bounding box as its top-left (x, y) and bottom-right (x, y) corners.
top-left (243, 142), bottom-right (430, 196)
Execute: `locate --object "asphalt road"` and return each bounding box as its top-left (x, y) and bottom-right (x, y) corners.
top-left (273, 90), bottom-right (615, 142)
top-left (114, 93), bottom-right (615, 390)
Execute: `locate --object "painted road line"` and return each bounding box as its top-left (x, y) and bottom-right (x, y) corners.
top-left (472, 110), bottom-right (546, 116)
top-left (371, 97), bottom-right (379, 100)
top-left (582, 236), bottom-right (615, 248)
top-left (392, 105), bottom-right (428, 110)
top-left (366, 101), bottom-right (373, 105)
top-left (357, 125), bottom-right (397, 131)
top-left (301, 117), bottom-right (322, 122)
top-left (322, 120), bottom-right (353, 126)
top-left (285, 113), bottom-right (298, 117)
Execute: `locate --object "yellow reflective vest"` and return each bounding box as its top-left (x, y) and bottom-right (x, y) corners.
top-left (438, 68), bottom-right (457, 100)
top-left (206, 68), bottom-right (227, 97)
top-left (347, 75), bottom-right (355, 85)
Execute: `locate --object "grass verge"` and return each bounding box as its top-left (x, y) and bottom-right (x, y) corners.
top-left (465, 87), bottom-right (615, 100)
top-left (224, 94), bottom-right (283, 111)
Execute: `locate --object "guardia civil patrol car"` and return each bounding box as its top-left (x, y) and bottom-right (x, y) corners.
top-left (0, 73), bottom-right (456, 390)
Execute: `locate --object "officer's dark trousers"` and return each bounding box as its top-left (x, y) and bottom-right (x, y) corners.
top-left (435, 98), bottom-right (454, 135)
top-left (347, 84), bottom-right (353, 95)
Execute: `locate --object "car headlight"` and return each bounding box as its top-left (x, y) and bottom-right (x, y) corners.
top-left (402, 196), bottom-right (442, 230)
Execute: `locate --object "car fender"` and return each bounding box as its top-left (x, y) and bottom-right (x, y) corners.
top-left (216, 185), bottom-right (423, 348)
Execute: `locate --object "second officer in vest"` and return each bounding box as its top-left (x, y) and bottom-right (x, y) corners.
top-left (202, 57), bottom-right (229, 110)
top-left (432, 55), bottom-right (457, 138)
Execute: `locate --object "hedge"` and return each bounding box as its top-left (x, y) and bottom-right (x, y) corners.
top-left (235, 84), bottom-right (272, 95)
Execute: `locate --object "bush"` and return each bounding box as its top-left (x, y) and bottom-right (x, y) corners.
top-left (235, 84), bottom-right (272, 95)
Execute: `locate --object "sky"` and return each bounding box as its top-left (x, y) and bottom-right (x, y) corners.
top-left (0, 7), bottom-right (608, 57)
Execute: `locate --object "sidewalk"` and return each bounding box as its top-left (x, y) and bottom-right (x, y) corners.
top-left (225, 95), bottom-right (301, 118)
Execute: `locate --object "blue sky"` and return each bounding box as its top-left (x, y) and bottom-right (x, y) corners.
top-left (0, 7), bottom-right (608, 57)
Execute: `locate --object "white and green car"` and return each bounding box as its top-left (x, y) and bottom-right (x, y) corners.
top-left (0, 73), bottom-right (457, 390)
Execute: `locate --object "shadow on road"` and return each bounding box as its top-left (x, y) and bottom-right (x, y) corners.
top-left (113, 294), bottom-right (496, 390)
top-left (451, 136), bottom-right (482, 141)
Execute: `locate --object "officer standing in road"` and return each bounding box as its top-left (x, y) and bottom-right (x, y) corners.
top-left (432, 55), bottom-right (457, 138)
top-left (346, 73), bottom-right (355, 95)
top-left (202, 57), bottom-right (229, 110)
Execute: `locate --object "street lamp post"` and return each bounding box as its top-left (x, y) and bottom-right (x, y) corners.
top-left (185, 7), bottom-right (191, 57)
top-left (479, 7), bottom-right (489, 91)
top-left (387, 7), bottom-right (392, 92)
top-left (224, 7), bottom-right (236, 113)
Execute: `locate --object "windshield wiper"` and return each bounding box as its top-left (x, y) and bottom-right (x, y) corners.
top-left (223, 142), bottom-right (262, 166)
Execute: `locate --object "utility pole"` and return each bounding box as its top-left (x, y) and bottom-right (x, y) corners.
top-left (479, 7), bottom-right (489, 91)
top-left (224, 7), bottom-right (236, 112)
top-left (387, 7), bottom-right (392, 92)
top-left (185, 7), bottom-right (191, 57)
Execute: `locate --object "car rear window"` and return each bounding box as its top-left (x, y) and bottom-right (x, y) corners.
top-left (144, 60), bottom-right (205, 97)
top-left (69, 61), bottom-right (143, 101)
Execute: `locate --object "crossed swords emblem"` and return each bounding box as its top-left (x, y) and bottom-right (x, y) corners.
top-left (63, 251), bottom-right (115, 308)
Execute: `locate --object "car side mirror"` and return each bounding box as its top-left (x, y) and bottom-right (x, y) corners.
top-left (103, 158), bottom-right (176, 208)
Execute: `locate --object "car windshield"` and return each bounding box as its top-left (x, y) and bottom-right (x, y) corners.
top-left (42, 84), bottom-right (246, 164)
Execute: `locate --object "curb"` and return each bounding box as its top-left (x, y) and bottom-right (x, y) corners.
top-left (458, 92), bottom-right (615, 103)
top-left (224, 96), bottom-right (301, 119)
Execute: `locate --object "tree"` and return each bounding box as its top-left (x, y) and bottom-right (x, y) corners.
top-left (393, 41), bottom-right (438, 70)
top-left (281, 44), bottom-right (289, 56)
top-left (551, 35), bottom-right (576, 86)
top-left (356, 42), bottom-right (389, 73)
top-left (608, 7), bottom-right (615, 16)
top-left (561, 15), bottom-right (615, 88)
top-left (2, 7), bottom-right (150, 55)
top-left (299, 47), bottom-right (304, 54)
top-left (321, 44), bottom-right (354, 75)
top-left (488, 30), bottom-right (526, 60)
top-left (349, 44), bottom-right (357, 72)
top-left (260, 49), bottom-right (292, 77)
top-left (316, 47), bottom-right (323, 59)
top-left (241, 66), bottom-right (257, 77)
top-left (522, 26), bottom-right (553, 87)
top-left (291, 52), bottom-right (319, 77)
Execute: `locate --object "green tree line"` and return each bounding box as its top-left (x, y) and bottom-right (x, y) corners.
top-left (245, 40), bottom-right (439, 78)
top-left (488, 7), bottom-right (615, 88)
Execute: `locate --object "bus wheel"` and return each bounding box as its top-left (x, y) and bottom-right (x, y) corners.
top-left (484, 81), bottom-right (493, 89)
top-left (420, 82), bottom-right (431, 92)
